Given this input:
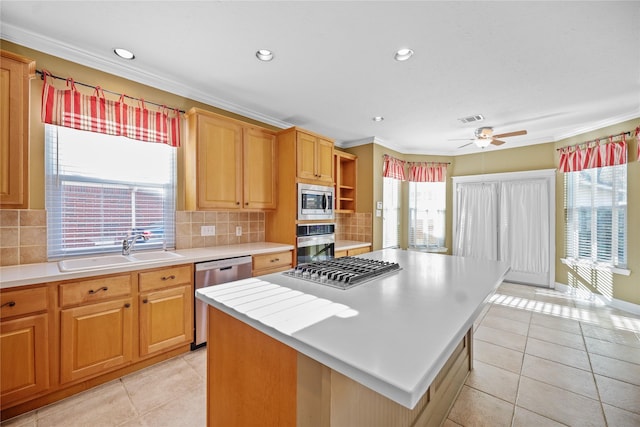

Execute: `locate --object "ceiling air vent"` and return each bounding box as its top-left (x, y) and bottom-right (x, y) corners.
top-left (458, 114), bottom-right (484, 124)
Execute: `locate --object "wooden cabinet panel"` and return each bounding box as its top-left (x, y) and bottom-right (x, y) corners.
top-left (60, 298), bottom-right (133, 383)
top-left (253, 250), bottom-right (293, 276)
top-left (0, 287), bottom-right (48, 319)
top-left (243, 128), bottom-right (277, 209)
top-left (197, 114), bottom-right (243, 209)
top-left (316, 138), bottom-right (335, 184)
top-left (138, 265), bottom-right (191, 292)
top-left (348, 246), bottom-right (370, 256)
top-left (0, 50), bottom-right (35, 209)
top-left (0, 313), bottom-right (49, 405)
top-left (296, 131), bottom-right (334, 184)
top-left (185, 108), bottom-right (277, 210)
top-left (139, 284), bottom-right (193, 356)
top-left (59, 274), bottom-right (132, 307)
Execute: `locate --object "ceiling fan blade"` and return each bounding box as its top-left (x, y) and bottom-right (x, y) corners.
top-left (493, 130), bottom-right (527, 139)
top-left (458, 142), bottom-right (474, 149)
top-left (491, 139), bottom-right (506, 146)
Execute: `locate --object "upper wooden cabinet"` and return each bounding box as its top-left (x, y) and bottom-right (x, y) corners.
top-left (334, 150), bottom-right (357, 212)
top-left (0, 50), bottom-right (35, 209)
top-left (295, 130), bottom-right (334, 184)
top-left (185, 108), bottom-right (277, 210)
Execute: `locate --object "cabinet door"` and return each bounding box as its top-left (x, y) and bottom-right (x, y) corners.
top-left (0, 51), bottom-right (34, 208)
top-left (316, 138), bottom-right (335, 184)
top-left (60, 298), bottom-right (133, 383)
top-left (296, 131), bottom-right (319, 180)
top-left (139, 285), bottom-right (193, 357)
top-left (1, 313), bottom-right (49, 405)
top-left (197, 115), bottom-right (243, 209)
top-left (243, 128), bottom-right (277, 209)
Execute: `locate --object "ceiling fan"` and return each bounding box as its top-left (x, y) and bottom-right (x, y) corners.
top-left (456, 127), bottom-right (527, 149)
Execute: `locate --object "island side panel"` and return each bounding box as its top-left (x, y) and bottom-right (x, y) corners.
top-left (207, 307), bottom-right (297, 427)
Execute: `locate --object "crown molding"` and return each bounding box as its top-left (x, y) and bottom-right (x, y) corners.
top-left (553, 111), bottom-right (640, 142)
top-left (1, 24), bottom-right (294, 130)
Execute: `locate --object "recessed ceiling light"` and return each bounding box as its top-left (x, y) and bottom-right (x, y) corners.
top-left (394, 48), bottom-right (414, 62)
top-left (114, 48), bottom-right (135, 60)
top-left (256, 49), bottom-right (274, 61)
top-left (372, 116), bottom-right (384, 122)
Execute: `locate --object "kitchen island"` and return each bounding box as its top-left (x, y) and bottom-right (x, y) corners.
top-left (196, 249), bottom-right (509, 426)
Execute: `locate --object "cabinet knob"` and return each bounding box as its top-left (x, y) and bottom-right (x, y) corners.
top-left (142, 298), bottom-right (148, 304)
top-left (236, 201), bottom-right (240, 205)
top-left (124, 303), bottom-right (131, 308)
top-left (1, 301), bottom-right (16, 308)
top-left (161, 275), bottom-right (176, 281)
top-left (88, 286), bottom-right (108, 295)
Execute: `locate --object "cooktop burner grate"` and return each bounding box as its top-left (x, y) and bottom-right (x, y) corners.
top-left (283, 257), bottom-right (401, 289)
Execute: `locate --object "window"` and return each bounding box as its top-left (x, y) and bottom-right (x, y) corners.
top-left (564, 164), bottom-right (626, 268)
top-left (409, 182), bottom-right (446, 250)
top-left (45, 125), bottom-right (176, 259)
top-left (382, 177), bottom-right (401, 248)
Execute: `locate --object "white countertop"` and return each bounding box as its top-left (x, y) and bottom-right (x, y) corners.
top-left (196, 249), bottom-right (510, 409)
top-left (334, 240), bottom-right (371, 251)
top-left (0, 242), bottom-right (294, 289)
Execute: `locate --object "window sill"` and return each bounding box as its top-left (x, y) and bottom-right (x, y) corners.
top-left (560, 258), bottom-right (630, 276)
top-left (409, 246), bottom-right (448, 253)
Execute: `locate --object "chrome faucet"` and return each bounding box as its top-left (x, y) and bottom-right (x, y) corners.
top-left (122, 233), bottom-right (149, 255)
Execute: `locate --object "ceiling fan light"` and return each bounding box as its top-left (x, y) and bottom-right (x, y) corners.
top-left (474, 138), bottom-right (491, 148)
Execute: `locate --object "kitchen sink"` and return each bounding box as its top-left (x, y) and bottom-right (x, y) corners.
top-left (58, 255), bottom-right (133, 272)
top-left (128, 251), bottom-right (184, 261)
top-left (57, 251), bottom-right (185, 272)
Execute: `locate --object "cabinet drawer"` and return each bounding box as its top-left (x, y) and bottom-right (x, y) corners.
top-left (253, 251), bottom-right (292, 272)
top-left (138, 265), bottom-right (192, 292)
top-left (0, 287), bottom-right (48, 319)
top-left (59, 274), bottom-right (132, 308)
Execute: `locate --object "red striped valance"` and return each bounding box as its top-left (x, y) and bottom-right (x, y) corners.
top-left (407, 162), bottom-right (448, 182)
top-left (558, 134), bottom-right (627, 173)
top-left (382, 155), bottom-right (406, 180)
top-left (41, 71), bottom-right (181, 147)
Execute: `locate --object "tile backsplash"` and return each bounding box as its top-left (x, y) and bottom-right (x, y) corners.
top-left (335, 212), bottom-right (372, 243)
top-left (0, 210), bottom-right (47, 266)
top-left (176, 211), bottom-right (265, 249)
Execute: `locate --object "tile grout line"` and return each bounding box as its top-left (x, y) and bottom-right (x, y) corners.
top-left (578, 319), bottom-right (609, 427)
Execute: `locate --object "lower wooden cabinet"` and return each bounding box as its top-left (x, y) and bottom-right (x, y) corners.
top-left (139, 284), bottom-right (193, 356)
top-left (0, 286), bottom-right (50, 407)
top-left (335, 246), bottom-right (371, 258)
top-left (252, 250), bottom-right (293, 276)
top-left (0, 313), bottom-right (50, 405)
top-left (1, 264), bottom-right (194, 419)
top-left (60, 297), bottom-right (134, 384)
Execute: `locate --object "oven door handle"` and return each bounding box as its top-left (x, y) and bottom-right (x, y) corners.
top-left (297, 234), bottom-right (335, 248)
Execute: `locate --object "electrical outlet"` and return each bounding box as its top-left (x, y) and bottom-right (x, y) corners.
top-left (235, 226), bottom-right (242, 236)
top-left (201, 225), bottom-right (216, 236)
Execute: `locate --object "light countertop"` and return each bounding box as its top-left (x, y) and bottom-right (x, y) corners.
top-left (334, 240), bottom-right (371, 251)
top-left (0, 242), bottom-right (294, 289)
top-left (196, 249), bottom-right (510, 409)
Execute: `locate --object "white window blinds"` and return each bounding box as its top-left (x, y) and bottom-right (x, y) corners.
top-left (45, 125), bottom-right (176, 259)
top-left (408, 182), bottom-right (446, 250)
top-left (564, 164), bottom-right (627, 268)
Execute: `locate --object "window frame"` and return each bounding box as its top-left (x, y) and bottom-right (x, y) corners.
top-left (408, 181), bottom-right (446, 252)
top-left (45, 125), bottom-right (177, 259)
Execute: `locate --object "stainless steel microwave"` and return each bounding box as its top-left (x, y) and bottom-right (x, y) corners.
top-left (298, 183), bottom-right (334, 220)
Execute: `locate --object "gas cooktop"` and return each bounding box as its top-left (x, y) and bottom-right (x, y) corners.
top-left (283, 256), bottom-right (401, 290)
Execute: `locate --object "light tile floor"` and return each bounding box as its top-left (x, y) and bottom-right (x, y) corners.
top-left (3, 282), bottom-right (640, 426)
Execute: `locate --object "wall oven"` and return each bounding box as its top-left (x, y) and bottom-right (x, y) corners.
top-left (296, 223), bottom-right (335, 264)
top-left (298, 183), bottom-right (334, 220)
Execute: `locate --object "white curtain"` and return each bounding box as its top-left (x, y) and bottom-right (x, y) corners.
top-left (499, 180), bottom-right (549, 274)
top-left (453, 183), bottom-right (499, 260)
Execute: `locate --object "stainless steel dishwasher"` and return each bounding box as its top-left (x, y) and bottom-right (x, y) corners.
top-left (193, 255), bottom-right (253, 349)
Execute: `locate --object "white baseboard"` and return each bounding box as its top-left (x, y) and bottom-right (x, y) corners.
top-left (555, 282), bottom-right (640, 316)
